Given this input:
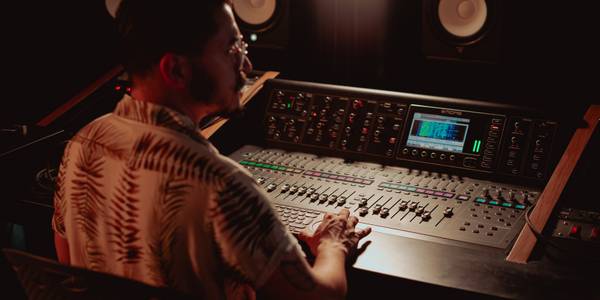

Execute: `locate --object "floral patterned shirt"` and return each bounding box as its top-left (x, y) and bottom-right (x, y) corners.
top-left (52, 94), bottom-right (299, 299)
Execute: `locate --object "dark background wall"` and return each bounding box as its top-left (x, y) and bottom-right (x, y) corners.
top-left (2, 0), bottom-right (598, 127)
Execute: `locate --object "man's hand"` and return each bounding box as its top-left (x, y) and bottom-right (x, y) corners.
top-left (298, 209), bottom-right (371, 259)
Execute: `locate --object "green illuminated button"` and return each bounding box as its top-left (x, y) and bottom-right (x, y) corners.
top-left (406, 187), bottom-right (416, 192)
top-left (475, 198), bottom-right (487, 204)
top-left (246, 161), bottom-right (257, 166)
top-left (489, 201), bottom-right (499, 206)
top-left (239, 160), bottom-right (249, 165)
top-left (278, 166), bottom-right (287, 171)
top-left (269, 165), bottom-right (279, 170)
top-left (515, 204), bottom-right (526, 210)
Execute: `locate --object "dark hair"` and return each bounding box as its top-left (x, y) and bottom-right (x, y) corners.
top-left (115, 0), bottom-right (227, 76)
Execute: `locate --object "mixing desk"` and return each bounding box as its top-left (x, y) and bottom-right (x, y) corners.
top-left (223, 79), bottom-right (564, 252)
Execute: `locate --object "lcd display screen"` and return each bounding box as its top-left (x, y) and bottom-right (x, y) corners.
top-left (406, 112), bottom-right (470, 153)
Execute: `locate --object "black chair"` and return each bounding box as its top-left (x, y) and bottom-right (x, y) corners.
top-left (2, 248), bottom-right (195, 300)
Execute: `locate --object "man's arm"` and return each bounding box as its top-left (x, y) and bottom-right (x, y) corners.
top-left (259, 209), bottom-right (371, 300)
top-left (54, 232), bottom-right (70, 265)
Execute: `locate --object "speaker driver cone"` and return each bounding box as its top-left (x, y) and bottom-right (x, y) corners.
top-left (232, 0), bottom-right (277, 29)
top-left (437, 0), bottom-right (488, 39)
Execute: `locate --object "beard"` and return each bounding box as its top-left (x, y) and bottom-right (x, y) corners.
top-left (189, 65), bottom-right (248, 121)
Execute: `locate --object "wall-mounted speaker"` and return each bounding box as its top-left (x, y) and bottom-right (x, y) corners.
top-left (422, 0), bottom-right (501, 63)
top-left (232, 0), bottom-right (290, 50)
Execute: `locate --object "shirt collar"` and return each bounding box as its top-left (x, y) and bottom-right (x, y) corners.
top-left (114, 94), bottom-right (203, 138)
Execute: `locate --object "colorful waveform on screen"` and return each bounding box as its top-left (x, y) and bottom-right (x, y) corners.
top-left (412, 120), bottom-right (467, 142)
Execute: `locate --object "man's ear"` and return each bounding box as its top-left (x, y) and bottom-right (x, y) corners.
top-left (158, 53), bottom-right (192, 89)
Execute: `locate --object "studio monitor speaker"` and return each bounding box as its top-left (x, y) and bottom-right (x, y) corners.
top-left (422, 0), bottom-right (501, 63)
top-left (232, 0), bottom-right (290, 50)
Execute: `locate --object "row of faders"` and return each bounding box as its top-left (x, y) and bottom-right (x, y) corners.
top-left (230, 145), bottom-right (540, 249)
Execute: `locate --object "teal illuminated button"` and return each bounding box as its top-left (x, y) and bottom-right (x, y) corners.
top-left (502, 202), bottom-right (513, 208)
top-left (489, 201), bottom-right (499, 206)
top-left (406, 187), bottom-right (417, 192)
top-left (515, 204), bottom-right (526, 210)
top-left (475, 198), bottom-right (487, 204)
top-left (381, 183), bottom-right (392, 188)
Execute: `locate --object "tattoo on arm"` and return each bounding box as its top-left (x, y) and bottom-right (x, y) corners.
top-left (280, 255), bottom-right (317, 291)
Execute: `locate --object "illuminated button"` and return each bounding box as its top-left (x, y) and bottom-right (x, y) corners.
top-left (569, 225), bottom-right (581, 237)
top-left (475, 198), bottom-right (487, 204)
top-left (388, 137), bottom-right (397, 144)
top-left (590, 227), bottom-right (600, 240)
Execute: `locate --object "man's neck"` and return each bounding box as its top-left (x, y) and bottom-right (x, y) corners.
top-left (130, 77), bottom-right (214, 124)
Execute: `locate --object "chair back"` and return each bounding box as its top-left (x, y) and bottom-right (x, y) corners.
top-left (2, 248), bottom-right (195, 300)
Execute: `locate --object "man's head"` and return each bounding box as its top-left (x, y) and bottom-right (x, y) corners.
top-left (115, 0), bottom-right (252, 122)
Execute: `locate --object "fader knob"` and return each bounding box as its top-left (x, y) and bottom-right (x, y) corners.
top-left (310, 193), bottom-right (319, 202)
top-left (266, 183), bottom-right (277, 192)
top-left (319, 194), bottom-right (328, 203)
top-left (380, 208), bottom-right (390, 218)
top-left (359, 198), bottom-right (368, 207)
top-left (443, 207), bottom-right (454, 217)
top-left (289, 186), bottom-right (298, 194)
top-left (337, 196), bottom-right (347, 206)
top-left (422, 211), bottom-right (431, 221)
top-left (280, 184), bottom-right (290, 193)
top-left (408, 202), bottom-right (418, 211)
top-left (328, 195), bottom-right (338, 204)
top-left (297, 186), bottom-right (307, 195)
top-left (372, 204), bottom-right (382, 214)
top-left (359, 207), bottom-right (369, 217)
top-left (415, 206), bottom-right (424, 216)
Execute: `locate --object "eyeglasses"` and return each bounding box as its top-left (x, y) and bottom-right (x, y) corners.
top-left (228, 36), bottom-right (248, 64)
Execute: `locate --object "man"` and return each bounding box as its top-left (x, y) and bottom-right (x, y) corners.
top-left (52, 0), bottom-right (371, 299)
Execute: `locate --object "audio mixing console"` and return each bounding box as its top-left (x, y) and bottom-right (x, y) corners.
top-left (227, 79), bottom-right (564, 250)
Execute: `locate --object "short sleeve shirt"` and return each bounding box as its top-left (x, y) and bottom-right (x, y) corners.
top-left (52, 95), bottom-right (300, 299)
